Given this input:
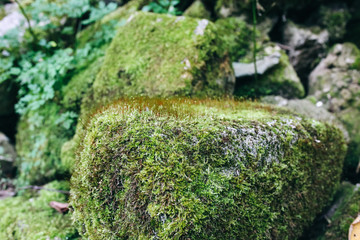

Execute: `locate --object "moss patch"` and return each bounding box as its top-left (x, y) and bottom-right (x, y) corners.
top-left (0, 181), bottom-right (79, 240)
top-left (71, 98), bottom-right (346, 239)
top-left (215, 17), bottom-right (252, 62)
top-left (88, 12), bottom-right (234, 112)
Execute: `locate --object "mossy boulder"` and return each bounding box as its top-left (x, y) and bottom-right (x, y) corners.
top-left (16, 103), bottom-right (76, 184)
top-left (88, 12), bottom-right (235, 111)
top-left (309, 43), bottom-right (360, 182)
top-left (0, 181), bottom-right (79, 240)
top-left (71, 98), bottom-right (346, 239)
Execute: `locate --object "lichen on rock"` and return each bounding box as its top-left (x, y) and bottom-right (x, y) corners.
top-left (71, 98), bottom-right (346, 240)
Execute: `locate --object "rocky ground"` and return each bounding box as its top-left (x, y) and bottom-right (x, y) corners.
top-left (1, 0), bottom-right (360, 239)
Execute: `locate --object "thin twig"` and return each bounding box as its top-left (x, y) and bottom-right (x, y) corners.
top-left (18, 185), bottom-right (70, 194)
top-left (252, 0), bottom-right (258, 81)
top-left (14, 0), bottom-right (38, 42)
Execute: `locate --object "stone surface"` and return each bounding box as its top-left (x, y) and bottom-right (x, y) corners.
top-left (309, 43), bottom-right (360, 182)
top-left (234, 48), bottom-right (305, 99)
top-left (0, 132), bottom-right (16, 178)
top-left (282, 21), bottom-right (329, 89)
top-left (233, 51), bottom-right (281, 78)
top-left (261, 95), bottom-right (349, 141)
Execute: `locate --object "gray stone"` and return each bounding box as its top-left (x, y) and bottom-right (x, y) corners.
top-left (308, 42), bottom-right (360, 181)
top-left (233, 51), bottom-right (281, 78)
top-left (282, 21), bottom-right (329, 85)
top-left (261, 95), bottom-right (349, 142)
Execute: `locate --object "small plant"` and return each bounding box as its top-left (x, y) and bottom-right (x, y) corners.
top-left (142, 0), bottom-right (182, 15)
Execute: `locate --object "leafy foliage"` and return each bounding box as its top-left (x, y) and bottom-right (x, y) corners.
top-left (142, 0), bottom-right (182, 15)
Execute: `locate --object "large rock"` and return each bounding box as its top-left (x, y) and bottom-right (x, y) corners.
top-left (71, 98), bottom-right (346, 239)
top-left (0, 132), bottom-right (16, 178)
top-left (87, 12), bottom-right (235, 112)
top-left (282, 21), bottom-right (329, 90)
top-left (309, 43), bottom-right (360, 182)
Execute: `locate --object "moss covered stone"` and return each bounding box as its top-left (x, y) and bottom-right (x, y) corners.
top-left (0, 181), bottom-right (79, 240)
top-left (16, 103), bottom-right (76, 184)
top-left (234, 50), bottom-right (305, 99)
top-left (88, 12), bottom-right (234, 111)
top-left (71, 98), bottom-right (346, 239)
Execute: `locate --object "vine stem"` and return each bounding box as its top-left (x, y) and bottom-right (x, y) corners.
top-left (252, 0), bottom-right (258, 81)
top-left (14, 0), bottom-right (38, 42)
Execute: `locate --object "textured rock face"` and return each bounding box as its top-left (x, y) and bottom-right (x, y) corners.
top-left (309, 43), bottom-right (360, 181)
top-left (261, 95), bottom-right (349, 141)
top-left (283, 21), bottom-right (329, 89)
top-left (71, 98), bottom-right (346, 240)
top-left (0, 132), bottom-right (16, 178)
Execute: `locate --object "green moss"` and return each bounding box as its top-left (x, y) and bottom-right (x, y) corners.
top-left (183, 0), bottom-right (211, 19)
top-left (62, 56), bottom-right (104, 113)
top-left (16, 103), bottom-right (76, 185)
top-left (87, 12), bottom-right (234, 113)
top-left (320, 6), bottom-right (351, 41)
top-left (235, 51), bottom-right (305, 99)
top-left (319, 182), bottom-right (360, 239)
top-left (71, 98), bottom-right (346, 239)
top-left (215, 17), bottom-right (252, 62)
top-left (0, 181), bottom-right (79, 240)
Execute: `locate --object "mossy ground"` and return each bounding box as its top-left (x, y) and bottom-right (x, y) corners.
top-left (16, 103), bottom-right (75, 184)
top-left (71, 98), bottom-right (346, 240)
top-left (0, 181), bottom-right (79, 240)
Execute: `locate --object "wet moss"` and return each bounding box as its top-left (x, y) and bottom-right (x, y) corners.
top-left (0, 181), bottom-right (79, 240)
top-left (71, 98), bottom-right (346, 239)
top-left (215, 17), bottom-right (252, 62)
